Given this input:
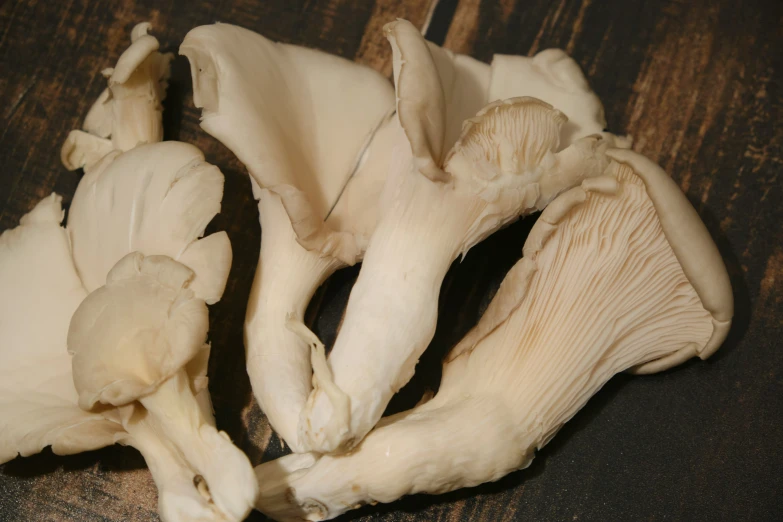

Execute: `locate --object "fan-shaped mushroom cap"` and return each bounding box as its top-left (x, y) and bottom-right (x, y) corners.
top-left (181, 23), bottom-right (396, 263)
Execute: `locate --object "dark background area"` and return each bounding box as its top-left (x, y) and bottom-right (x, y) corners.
top-left (0, 0), bottom-right (781, 520)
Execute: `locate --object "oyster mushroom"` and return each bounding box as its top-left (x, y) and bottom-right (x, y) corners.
top-left (180, 23), bottom-right (398, 452)
top-left (253, 149), bottom-right (732, 521)
top-left (298, 19), bottom-right (625, 454)
top-left (0, 23), bottom-right (255, 522)
top-left (62, 21), bottom-right (172, 170)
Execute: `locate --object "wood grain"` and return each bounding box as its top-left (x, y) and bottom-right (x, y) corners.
top-left (1, 0), bottom-right (781, 520)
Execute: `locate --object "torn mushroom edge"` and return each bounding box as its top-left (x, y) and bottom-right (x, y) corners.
top-left (447, 149), bottom-right (733, 372)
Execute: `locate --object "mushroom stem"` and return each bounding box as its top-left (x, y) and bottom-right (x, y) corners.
top-left (259, 396), bottom-right (528, 521)
top-left (120, 405), bottom-right (227, 522)
top-left (298, 174), bottom-right (474, 453)
top-left (138, 370), bottom-right (258, 522)
top-left (245, 190), bottom-right (343, 452)
top-left (299, 104), bottom-right (617, 454)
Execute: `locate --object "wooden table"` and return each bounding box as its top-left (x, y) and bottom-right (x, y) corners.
top-left (1, 0), bottom-right (780, 520)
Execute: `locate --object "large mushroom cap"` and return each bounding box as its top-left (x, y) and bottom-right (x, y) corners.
top-left (181, 23), bottom-right (396, 264)
top-left (69, 253), bottom-right (210, 410)
top-left (605, 148), bottom-right (733, 371)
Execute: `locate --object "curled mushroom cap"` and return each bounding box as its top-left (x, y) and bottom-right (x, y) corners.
top-left (69, 253), bottom-right (210, 409)
top-left (297, 18), bottom-right (625, 454)
top-left (181, 22), bottom-right (396, 261)
top-left (254, 149), bottom-right (732, 521)
top-left (180, 23), bottom-right (398, 452)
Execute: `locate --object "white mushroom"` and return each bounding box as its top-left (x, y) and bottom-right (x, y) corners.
top-left (0, 23), bottom-right (255, 522)
top-left (298, 19), bottom-right (626, 454)
top-left (253, 149), bottom-right (733, 521)
top-left (180, 23), bottom-right (398, 452)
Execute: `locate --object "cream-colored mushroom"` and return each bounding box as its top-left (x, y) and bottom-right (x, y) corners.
top-left (298, 19), bottom-right (626, 454)
top-left (180, 23), bottom-right (398, 452)
top-left (69, 253), bottom-right (256, 522)
top-left (0, 23), bottom-right (254, 522)
top-left (253, 148), bottom-right (732, 521)
top-left (62, 21), bottom-right (172, 170)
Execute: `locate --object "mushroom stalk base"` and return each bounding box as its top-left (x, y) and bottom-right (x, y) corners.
top-left (138, 370), bottom-right (258, 522)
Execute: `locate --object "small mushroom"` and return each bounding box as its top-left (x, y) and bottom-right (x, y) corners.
top-left (253, 149), bottom-right (732, 521)
top-left (62, 22), bottom-right (172, 170)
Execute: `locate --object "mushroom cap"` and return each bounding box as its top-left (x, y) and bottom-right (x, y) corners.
top-left (385, 18), bottom-right (611, 185)
top-left (606, 149), bottom-right (733, 371)
top-left (385, 19), bottom-right (491, 181)
top-left (489, 50), bottom-right (607, 147)
top-left (68, 140), bottom-right (231, 304)
top-left (448, 148), bottom-right (733, 382)
top-left (69, 253), bottom-right (210, 410)
top-left (0, 195), bottom-right (124, 463)
top-left (181, 23), bottom-right (396, 264)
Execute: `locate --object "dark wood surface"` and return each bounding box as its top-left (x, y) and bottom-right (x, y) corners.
top-left (0, 0), bottom-right (780, 520)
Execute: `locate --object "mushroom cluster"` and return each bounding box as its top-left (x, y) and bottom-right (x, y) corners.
top-left (0, 17), bottom-right (732, 522)
top-left (0, 24), bottom-right (256, 522)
